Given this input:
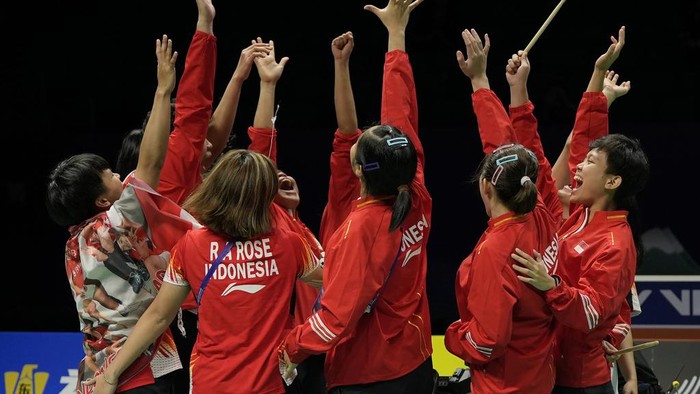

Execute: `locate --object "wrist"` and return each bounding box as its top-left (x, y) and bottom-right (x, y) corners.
top-left (470, 76), bottom-right (489, 91)
top-left (102, 373), bottom-right (117, 386)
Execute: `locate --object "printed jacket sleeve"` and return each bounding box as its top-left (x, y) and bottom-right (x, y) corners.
top-left (471, 88), bottom-right (516, 154)
top-left (509, 101), bottom-right (562, 222)
top-left (568, 92), bottom-right (608, 187)
top-left (544, 246), bottom-right (632, 333)
top-left (159, 31), bottom-right (217, 204)
top-left (282, 215), bottom-right (397, 363)
top-left (381, 50), bottom-right (425, 187)
top-left (444, 243), bottom-right (520, 364)
top-left (320, 129), bottom-right (361, 246)
top-left (247, 126), bottom-right (278, 164)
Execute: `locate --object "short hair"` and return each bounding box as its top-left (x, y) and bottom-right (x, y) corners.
top-left (474, 144), bottom-right (539, 215)
top-left (590, 133), bottom-right (650, 267)
top-left (354, 124), bottom-right (418, 231)
top-left (590, 133), bottom-right (650, 203)
top-left (46, 153), bottom-right (112, 227)
top-left (183, 149), bottom-right (278, 238)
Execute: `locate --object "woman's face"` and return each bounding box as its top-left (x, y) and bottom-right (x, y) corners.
top-left (570, 148), bottom-right (612, 207)
top-left (274, 170), bottom-right (300, 210)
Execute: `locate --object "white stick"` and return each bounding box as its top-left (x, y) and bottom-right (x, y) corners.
top-left (524, 0), bottom-right (567, 53)
top-left (609, 340), bottom-right (660, 356)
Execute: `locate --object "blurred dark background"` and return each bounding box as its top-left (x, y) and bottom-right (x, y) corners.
top-left (3, 0), bottom-right (698, 334)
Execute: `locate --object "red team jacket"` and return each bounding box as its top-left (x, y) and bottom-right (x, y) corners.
top-left (547, 206), bottom-right (636, 388)
top-left (444, 88), bottom-right (558, 393)
top-left (511, 91), bottom-right (636, 388)
top-left (547, 92), bottom-right (636, 388)
top-left (281, 50), bottom-right (433, 390)
top-left (165, 227), bottom-right (320, 393)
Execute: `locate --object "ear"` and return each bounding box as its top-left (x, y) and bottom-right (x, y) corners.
top-left (480, 178), bottom-right (493, 199)
top-left (95, 196), bottom-right (111, 209)
top-left (353, 163), bottom-right (363, 178)
top-left (604, 174), bottom-right (622, 191)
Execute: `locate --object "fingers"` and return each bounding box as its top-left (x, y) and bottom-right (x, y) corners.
top-left (532, 249), bottom-right (542, 260)
top-left (611, 72), bottom-right (620, 84)
top-left (363, 4), bottom-right (379, 15)
top-left (617, 26), bottom-right (626, 46)
top-left (408, 0), bottom-right (425, 11)
top-left (510, 251), bottom-right (532, 267)
top-left (520, 51), bottom-right (529, 66)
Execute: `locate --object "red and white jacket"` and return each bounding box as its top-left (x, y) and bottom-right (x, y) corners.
top-left (281, 50), bottom-right (433, 390)
top-left (444, 88), bottom-right (558, 393)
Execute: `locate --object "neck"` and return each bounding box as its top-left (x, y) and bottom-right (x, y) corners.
top-left (490, 202), bottom-right (511, 219)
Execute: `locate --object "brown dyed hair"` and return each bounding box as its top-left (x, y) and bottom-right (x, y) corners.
top-left (183, 149), bottom-right (278, 239)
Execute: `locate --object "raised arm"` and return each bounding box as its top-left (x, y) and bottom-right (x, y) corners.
top-left (248, 38), bottom-right (289, 162)
top-left (457, 28), bottom-right (517, 153)
top-left (568, 27), bottom-right (626, 183)
top-left (206, 40), bottom-right (271, 167)
top-left (320, 31), bottom-right (362, 244)
top-left (157, 0), bottom-right (217, 204)
top-left (364, 0), bottom-right (426, 180)
top-left (506, 51), bottom-right (562, 221)
top-left (552, 68), bottom-right (631, 189)
top-left (134, 35), bottom-right (178, 189)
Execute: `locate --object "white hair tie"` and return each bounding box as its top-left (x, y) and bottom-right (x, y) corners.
top-left (520, 176), bottom-right (531, 186)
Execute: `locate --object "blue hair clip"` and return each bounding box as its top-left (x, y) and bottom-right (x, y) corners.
top-left (362, 162), bottom-right (380, 171)
top-left (526, 149), bottom-right (537, 161)
top-left (495, 154), bottom-right (519, 166)
top-left (386, 137), bottom-right (409, 149)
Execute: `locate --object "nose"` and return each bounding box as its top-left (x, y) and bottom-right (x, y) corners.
top-left (205, 140), bottom-right (213, 150)
top-left (576, 161), bottom-right (583, 171)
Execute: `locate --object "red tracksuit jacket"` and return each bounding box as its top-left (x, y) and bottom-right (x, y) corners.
top-left (445, 88), bottom-right (558, 393)
top-left (282, 50), bottom-right (433, 390)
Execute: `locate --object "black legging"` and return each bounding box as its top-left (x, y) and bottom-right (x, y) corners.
top-left (553, 382), bottom-right (615, 394)
top-left (329, 357), bottom-right (434, 394)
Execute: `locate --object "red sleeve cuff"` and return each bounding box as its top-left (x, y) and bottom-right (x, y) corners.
top-left (508, 101), bottom-right (535, 115)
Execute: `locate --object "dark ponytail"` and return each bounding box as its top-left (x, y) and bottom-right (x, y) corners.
top-left (474, 144), bottom-right (539, 215)
top-left (355, 125), bottom-right (418, 231)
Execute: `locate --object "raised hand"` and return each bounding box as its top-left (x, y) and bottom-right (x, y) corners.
top-left (602, 70), bottom-right (631, 107)
top-left (232, 40), bottom-right (272, 82)
top-left (364, 0), bottom-right (424, 34)
top-left (332, 31), bottom-right (355, 63)
top-left (505, 51), bottom-right (530, 88)
top-left (595, 26), bottom-right (625, 72)
top-left (195, 0), bottom-right (215, 34)
top-left (156, 34), bottom-right (178, 95)
top-left (456, 28), bottom-right (490, 90)
top-left (253, 38), bottom-right (289, 84)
